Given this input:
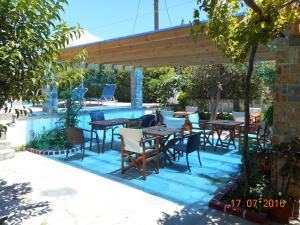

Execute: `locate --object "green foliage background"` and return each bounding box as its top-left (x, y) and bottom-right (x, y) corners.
top-left (79, 62), bottom-right (275, 109)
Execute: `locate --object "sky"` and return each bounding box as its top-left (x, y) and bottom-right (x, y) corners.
top-left (62, 0), bottom-right (201, 40)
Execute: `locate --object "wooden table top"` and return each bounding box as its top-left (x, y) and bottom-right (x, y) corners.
top-left (250, 113), bottom-right (260, 117)
top-left (206, 120), bottom-right (244, 127)
top-left (90, 118), bottom-right (129, 126)
top-left (142, 126), bottom-right (180, 136)
top-left (174, 111), bottom-right (196, 116)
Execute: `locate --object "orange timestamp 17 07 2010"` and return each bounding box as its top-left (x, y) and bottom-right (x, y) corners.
top-left (230, 199), bottom-right (287, 208)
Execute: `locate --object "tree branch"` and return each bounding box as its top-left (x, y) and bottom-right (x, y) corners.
top-left (243, 0), bottom-right (263, 19)
top-left (280, 0), bottom-right (300, 10)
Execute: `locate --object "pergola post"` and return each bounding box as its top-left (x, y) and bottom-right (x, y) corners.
top-left (130, 67), bottom-right (143, 108)
top-left (42, 86), bottom-right (58, 114)
top-left (273, 23), bottom-right (300, 143)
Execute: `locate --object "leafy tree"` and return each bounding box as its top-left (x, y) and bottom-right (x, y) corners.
top-left (181, 64), bottom-right (264, 111)
top-left (143, 67), bottom-right (181, 106)
top-left (192, 0), bottom-right (300, 196)
top-left (113, 70), bottom-right (131, 102)
top-left (253, 61), bottom-right (276, 105)
top-left (83, 69), bottom-right (116, 99)
top-left (0, 0), bottom-right (81, 135)
top-left (81, 67), bottom-right (181, 104)
top-left (28, 53), bottom-right (87, 150)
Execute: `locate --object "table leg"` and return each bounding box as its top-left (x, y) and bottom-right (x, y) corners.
top-left (102, 129), bottom-right (106, 153)
top-left (161, 140), bottom-right (173, 167)
top-left (227, 127), bottom-right (236, 150)
top-left (111, 126), bottom-right (114, 150)
top-left (90, 126), bottom-right (94, 151)
top-left (214, 128), bottom-right (222, 151)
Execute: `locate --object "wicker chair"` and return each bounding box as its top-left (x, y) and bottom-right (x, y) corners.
top-left (65, 127), bottom-right (99, 159)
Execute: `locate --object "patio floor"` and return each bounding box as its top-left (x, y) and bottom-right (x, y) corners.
top-left (49, 144), bottom-right (242, 208)
top-left (0, 139), bottom-right (260, 224)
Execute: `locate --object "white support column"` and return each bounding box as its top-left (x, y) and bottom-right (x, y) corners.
top-left (130, 67), bottom-right (143, 108)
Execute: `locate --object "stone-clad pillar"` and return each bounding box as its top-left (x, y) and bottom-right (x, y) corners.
top-left (130, 67), bottom-right (143, 108)
top-left (273, 24), bottom-right (300, 143)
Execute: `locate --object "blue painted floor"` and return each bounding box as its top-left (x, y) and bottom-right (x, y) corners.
top-left (49, 141), bottom-right (241, 209)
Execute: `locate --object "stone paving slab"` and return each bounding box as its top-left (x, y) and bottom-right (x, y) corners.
top-left (0, 152), bottom-right (257, 225)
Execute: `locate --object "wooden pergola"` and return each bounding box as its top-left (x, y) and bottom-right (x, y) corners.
top-left (60, 23), bottom-right (300, 145)
top-left (59, 24), bottom-right (274, 67)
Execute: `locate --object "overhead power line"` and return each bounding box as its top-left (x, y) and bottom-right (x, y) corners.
top-left (90, 0), bottom-right (194, 31)
top-left (133, 0), bottom-right (141, 33)
top-left (164, 0), bottom-right (172, 26)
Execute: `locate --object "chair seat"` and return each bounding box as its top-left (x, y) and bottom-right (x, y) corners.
top-left (191, 129), bottom-right (204, 134)
top-left (191, 129), bottom-right (213, 134)
top-left (240, 133), bottom-right (257, 139)
top-left (173, 143), bottom-right (188, 152)
top-left (92, 125), bottom-right (107, 130)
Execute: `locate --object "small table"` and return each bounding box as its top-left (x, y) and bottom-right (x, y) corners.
top-left (206, 120), bottom-right (243, 151)
top-left (143, 126), bottom-right (181, 166)
top-left (90, 118), bottom-right (129, 153)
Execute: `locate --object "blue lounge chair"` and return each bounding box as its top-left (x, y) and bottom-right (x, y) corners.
top-left (71, 86), bottom-right (88, 103)
top-left (97, 84), bottom-right (116, 104)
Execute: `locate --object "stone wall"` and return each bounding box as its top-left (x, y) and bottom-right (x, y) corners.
top-left (273, 24), bottom-right (300, 144)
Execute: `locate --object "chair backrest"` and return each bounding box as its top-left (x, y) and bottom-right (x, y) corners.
top-left (140, 114), bottom-right (156, 128)
top-left (90, 111), bottom-right (105, 122)
top-left (188, 113), bottom-right (199, 124)
top-left (77, 87), bottom-right (88, 98)
top-left (164, 117), bottom-right (185, 129)
top-left (101, 84), bottom-right (116, 100)
top-left (160, 110), bottom-right (174, 123)
top-left (187, 133), bottom-right (201, 153)
top-left (258, 120), bottom-right (266, 137)
top-left (232, 111), bottom-right (245, 122)
top-left (185, 106), bottom-right (198, 113)
top-left (65, 127), bottom-right (84, 145)
top-left (71, 87), bottom-right (88, 101)
top-left (250, 107), bottom-right (262, 114)
top-left (120, 128), bottom-right (143, 153)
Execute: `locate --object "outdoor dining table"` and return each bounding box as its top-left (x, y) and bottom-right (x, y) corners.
top-left (206, 120), bottom-right (243, 151)
top-left (142, 125), bottom-right (181, 166)
top-left (90, 118), bottom-right (129, 153)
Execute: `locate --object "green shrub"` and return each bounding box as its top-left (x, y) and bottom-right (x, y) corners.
top-left (262, 104), bottom-right (273, 127)
top-left (198, 111), bottom-right (233, 120)
top-left (28, 88), bottom-right (82, 151)
top-left (199, 112), bottom-right (210, 120)
top-left (217, 112), bottom-right (234, 120)
top-left (28, 126), bottom-right (68, 150)
top-left (14, 145), bottom-right (27, 152)
top-left (177, 91), bottom-right (188, 110)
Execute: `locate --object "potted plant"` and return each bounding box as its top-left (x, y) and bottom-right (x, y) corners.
top-left (270, 138), bottom-right (300, 223)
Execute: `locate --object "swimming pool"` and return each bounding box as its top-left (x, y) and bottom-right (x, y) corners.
top-left (7, 107), bottom-right (155, 147)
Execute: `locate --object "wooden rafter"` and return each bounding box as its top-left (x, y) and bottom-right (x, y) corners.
top-left (59, 24), bottom-right (274, 67)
